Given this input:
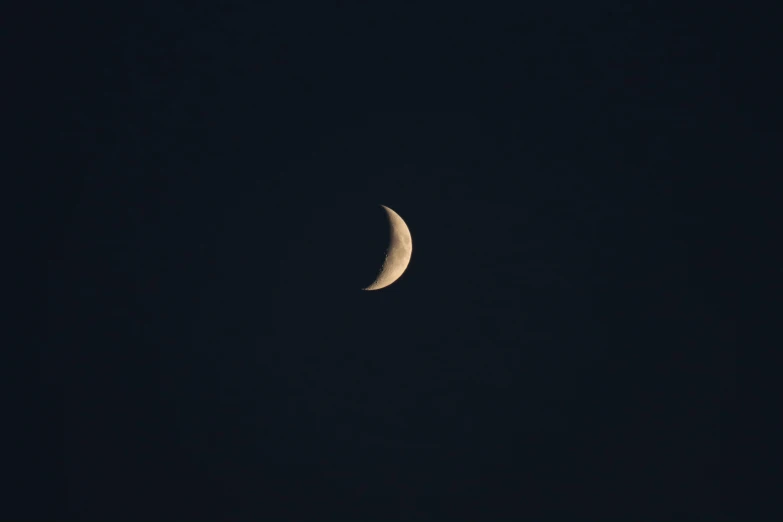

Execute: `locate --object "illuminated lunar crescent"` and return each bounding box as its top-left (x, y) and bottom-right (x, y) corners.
top-left (362, 205), bottom-right (412, 291)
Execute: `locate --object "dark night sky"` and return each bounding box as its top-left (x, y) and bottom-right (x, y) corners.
top-left (10, 2), bottom-right (782, 521)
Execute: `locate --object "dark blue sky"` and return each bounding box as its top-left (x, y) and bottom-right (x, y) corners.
top-left (12, 2), bottom-right (780, 521)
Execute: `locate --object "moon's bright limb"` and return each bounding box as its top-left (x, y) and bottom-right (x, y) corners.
top-left (362, 205), bottom-right (412, 291)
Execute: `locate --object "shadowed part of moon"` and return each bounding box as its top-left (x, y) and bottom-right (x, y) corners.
top-left (362, 205), bottom-right (412, 291)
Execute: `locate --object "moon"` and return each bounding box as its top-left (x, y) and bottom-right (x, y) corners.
top-left (362, 205), bottom-right (413, 291)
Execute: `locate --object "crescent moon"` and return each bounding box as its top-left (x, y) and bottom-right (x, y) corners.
top-left (362, 205), bottom-right (413, 291)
